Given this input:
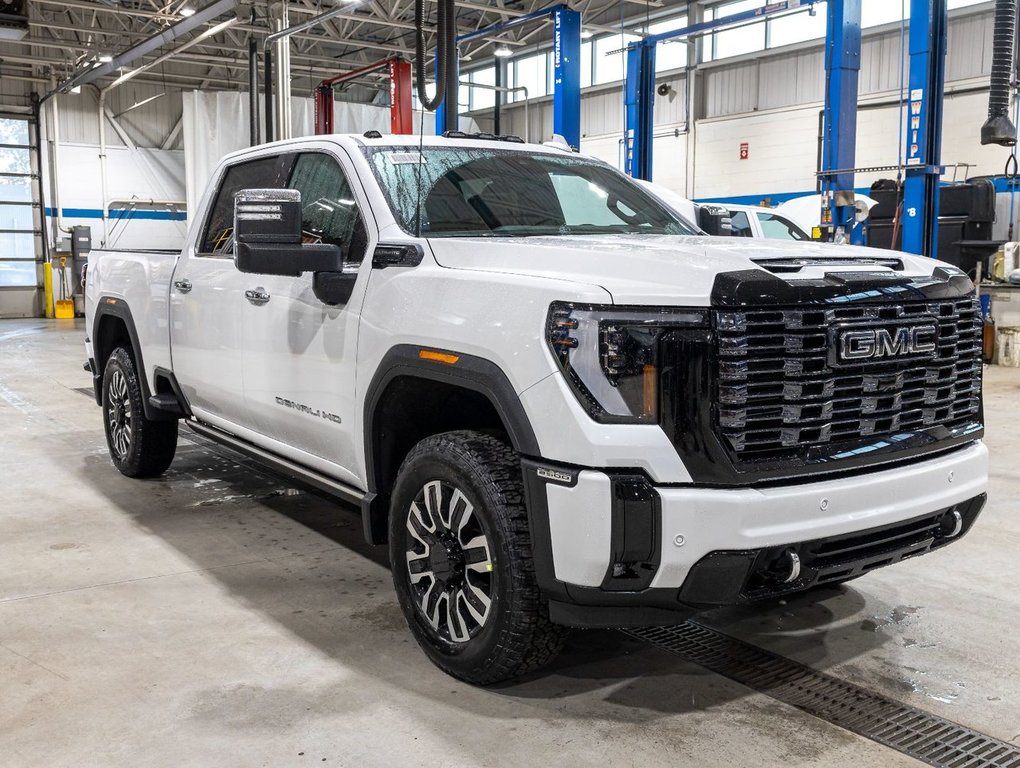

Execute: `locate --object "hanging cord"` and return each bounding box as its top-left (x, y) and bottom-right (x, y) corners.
top-left (1006, 90), bottom-right (1020, 241)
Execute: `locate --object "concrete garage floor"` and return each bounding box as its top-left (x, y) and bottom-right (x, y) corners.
top-left (1, 318), bottom-right (1018, 768)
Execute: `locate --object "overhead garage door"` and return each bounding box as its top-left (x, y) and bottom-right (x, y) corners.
top-left (0, 113), bottom-right (42, 318)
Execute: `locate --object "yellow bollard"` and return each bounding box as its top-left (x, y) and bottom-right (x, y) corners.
top-left (43, 261), bottom-right (54, 319)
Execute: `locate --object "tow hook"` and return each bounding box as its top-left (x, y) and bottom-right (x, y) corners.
top-left (779, 549), bottom-right (802, 584)
top-left (939, 509), bottom-right (964, 539)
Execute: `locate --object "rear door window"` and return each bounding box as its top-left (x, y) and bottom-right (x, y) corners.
top-left (199, 155), bottom-right (289, 256)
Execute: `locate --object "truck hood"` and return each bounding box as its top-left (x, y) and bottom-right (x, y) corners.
top-left (427, 234), bottom-right (946, 305)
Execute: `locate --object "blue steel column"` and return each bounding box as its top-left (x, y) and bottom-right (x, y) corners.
top-left (552, 8), bottom-right (581, 148)
top-left (820, 0), bottom-right (861, 242)
top-left (624, 42), bottom-right (656, 180)
top-left (901, 0), bottom-right (948, 257)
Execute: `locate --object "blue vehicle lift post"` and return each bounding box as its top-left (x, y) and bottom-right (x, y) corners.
top-left (901, 0), bottom-right (948, 257)
top-left (820, 0), bottom-right (862, 244)
top-left (441, 3), bottom-right (581, 148)
top-left (624, 0), bottom-right (817, 181)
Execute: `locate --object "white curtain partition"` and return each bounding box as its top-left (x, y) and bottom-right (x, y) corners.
top-left (181, 91), bottom-right (474, 221)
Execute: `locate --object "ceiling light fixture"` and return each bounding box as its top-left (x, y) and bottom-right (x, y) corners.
top-left (98, 54), bottom-right (113, 63)
top-left (493, 45), bottom-right (513, 58)
top-left (581, 29), bottom-right (594, 39)
top-left (179, 5), bottom-right (196, 16)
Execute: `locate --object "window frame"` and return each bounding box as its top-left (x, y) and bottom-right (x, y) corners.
top-left (195, 145), bottom-right (378, 266)
top-left (0, 114), bottom-right (40, 289)
top-left (195, 153), bottom-right (292, 259)
top-left (284, 150), bottom-right (370, 268)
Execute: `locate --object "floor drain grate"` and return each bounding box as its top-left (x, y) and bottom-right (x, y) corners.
top-left (627, 623), bottom-right (1020, 768)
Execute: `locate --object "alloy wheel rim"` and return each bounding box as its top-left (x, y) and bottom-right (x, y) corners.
top-left (404, 480), bottom-right (494, 643)
top-left (107, 369), bottom-right (133, 460)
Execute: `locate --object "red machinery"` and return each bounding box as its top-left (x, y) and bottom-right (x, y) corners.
top-left (314, 57), bottom-right (413, 135)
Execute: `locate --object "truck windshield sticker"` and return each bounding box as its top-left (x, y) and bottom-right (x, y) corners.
top-left (388, 152), bottom-right (427, 165)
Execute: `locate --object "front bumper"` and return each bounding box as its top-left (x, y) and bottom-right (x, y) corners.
top-left (522, 441), bottom-right (988, 627)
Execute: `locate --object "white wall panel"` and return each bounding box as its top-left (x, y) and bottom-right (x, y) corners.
top-left (693, 106), bottom-right (820, 199)
top-left (47, 143), bottom-right (187, 250)
top-left (53, 84), bottom-right (182, 148)
top-left (758, 51), bottom-right (823, 111)
top-left (947, 11), bottom-right (994, 80)
top-left (705, 64), bottom-right (759, 118)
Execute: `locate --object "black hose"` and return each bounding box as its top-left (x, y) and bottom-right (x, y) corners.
top-left (982, 0), bottom-right (1018, 145)
top-left (415, 0), bottom-right (454, 112)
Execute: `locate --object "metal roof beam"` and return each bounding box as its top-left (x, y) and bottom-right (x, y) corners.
top-left (52, 0), bottom-right (240, 94)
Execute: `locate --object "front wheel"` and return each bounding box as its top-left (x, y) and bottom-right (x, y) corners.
top-left (389, 431), bottom-right (567, 685)
top-left (102, 347), bottom-right (178, 478)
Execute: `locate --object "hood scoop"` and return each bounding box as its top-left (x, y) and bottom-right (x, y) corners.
top-left (752, 255), bottom-right (905, 274)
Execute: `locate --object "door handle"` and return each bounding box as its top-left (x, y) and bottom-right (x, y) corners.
top-left (174, 278), bottom-right (192, 294)
top-left (245, 287), bottom-right (270, 306)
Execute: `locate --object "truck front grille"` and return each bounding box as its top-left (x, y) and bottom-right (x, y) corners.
top-left (713, 296), bottom-right (983, 460)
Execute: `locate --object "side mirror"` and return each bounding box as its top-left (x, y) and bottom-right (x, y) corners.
top-left (697, 204), bottom-right (733, 236)
top-left (233, 189), bottom-right (344, 277)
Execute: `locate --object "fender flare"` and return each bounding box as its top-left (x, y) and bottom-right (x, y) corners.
top-left (360, 344), bottom-right (541, 543)
top-left (91, 297), bottom-right (166, 421)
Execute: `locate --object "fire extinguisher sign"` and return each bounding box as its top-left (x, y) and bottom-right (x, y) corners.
top-left (739, 142), bottom-right (749, 160)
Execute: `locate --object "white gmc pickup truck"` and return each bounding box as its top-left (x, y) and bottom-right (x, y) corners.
top-left (84, 132), bottom-right (988, 685)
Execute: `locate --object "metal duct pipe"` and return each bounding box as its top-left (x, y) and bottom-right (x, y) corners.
top-left (261, 2), bottom-right (351, 142)
top-left (265, 46), bottom-right (275, 143)
top-left (249, 38), bottom-right (260, 146)
top-left (274, 5), bottom-right (292, 141)
top-left (97, 16), bottom-right (239, 244)
top-left (50, 0), bottom-right (238, 97)
top-left (981, 0), bottom-right (1018, 145)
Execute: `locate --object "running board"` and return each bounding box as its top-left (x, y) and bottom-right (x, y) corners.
top-left (186, 420), bottom-right (366, 507)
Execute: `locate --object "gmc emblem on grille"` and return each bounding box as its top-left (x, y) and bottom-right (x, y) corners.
top-left (835, 324), bottom-right (939, 364)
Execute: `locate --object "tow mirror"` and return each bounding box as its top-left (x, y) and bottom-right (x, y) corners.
top-left (697, 204), bottom-right (733, 236)
top-left (233, 189), bottom-right (344, 277)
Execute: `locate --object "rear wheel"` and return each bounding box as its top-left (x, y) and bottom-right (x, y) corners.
top-left (389, 430), bottom-right (567, 685)
top-left (102, 347), bottom-right (177, 478)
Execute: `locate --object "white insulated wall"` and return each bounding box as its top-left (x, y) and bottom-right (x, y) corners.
top-left (691, 89), bottom-right (1005, 201)
top-left (39, 83), bottom-right (187, 251)
top-left (493, 3), bottom-right (998, 203)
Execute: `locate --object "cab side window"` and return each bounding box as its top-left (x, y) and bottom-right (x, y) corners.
top-left (199, 155), bottom-right (286, 256)
top-left (286, 153), bottom-right (368, 269)
top-left (728, 210), bottom-right (753, 238)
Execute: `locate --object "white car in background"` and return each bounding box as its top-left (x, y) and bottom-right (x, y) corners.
top-left (718, 203), bottom-right (811, 241)
top-left (637, 180), bottom-right (810, 241)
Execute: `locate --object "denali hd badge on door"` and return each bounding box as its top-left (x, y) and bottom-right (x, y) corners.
top-left (831, 322), bottom-right (939, 366)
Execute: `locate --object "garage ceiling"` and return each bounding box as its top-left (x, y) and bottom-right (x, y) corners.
top-left (1, 0), bottom-right (667, 95)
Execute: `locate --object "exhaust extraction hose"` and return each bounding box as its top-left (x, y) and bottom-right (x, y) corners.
top-left (415, 0), bottom-right (455, 112)
top-left (981, 0), bottom-right (1018, 145)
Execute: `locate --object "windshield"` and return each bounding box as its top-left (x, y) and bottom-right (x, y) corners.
top-left (363, 145), bottom-right (698, 238)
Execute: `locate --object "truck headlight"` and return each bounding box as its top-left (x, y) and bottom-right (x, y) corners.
top-left (546, 302), bottom-right (709, 423)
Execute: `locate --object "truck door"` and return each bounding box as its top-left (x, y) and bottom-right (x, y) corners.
top-left (170, 154), bottom-right (287, 430)
top-left (238, 150), bottom-right (373, 487)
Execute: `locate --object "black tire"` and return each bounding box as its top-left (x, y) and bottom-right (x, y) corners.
top-left (102, 346), bottom-right (178, 478)
top-left (388, 430), bottom-right (567, 685)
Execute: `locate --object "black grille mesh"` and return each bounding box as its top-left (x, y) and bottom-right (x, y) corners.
top-left (714, 296), bottom-right (982, 458)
